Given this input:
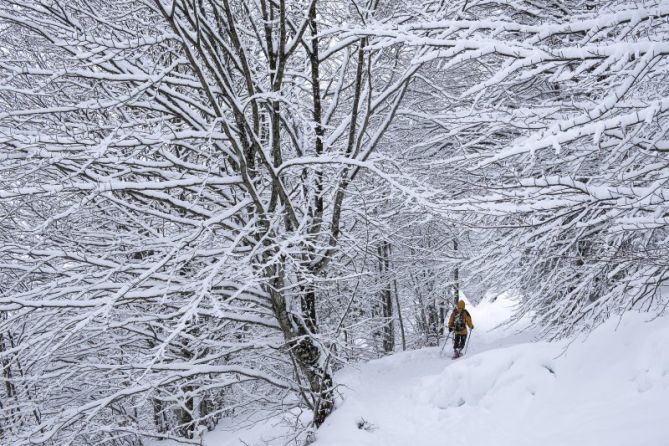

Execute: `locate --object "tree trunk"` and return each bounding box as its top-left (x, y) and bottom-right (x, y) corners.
top-left (267, 268), bottom-right (334, 428)
top-left (152, 398), bottom-right (166, 434)
top-left (377, 241), bottom-right (395, 353)
top-left (453, 238), bottom-right (460, 307)
top-left (392, 277), bottom-right (406, 351)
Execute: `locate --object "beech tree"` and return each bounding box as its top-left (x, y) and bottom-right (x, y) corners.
top-left (0, 0), bottom-right (422, 443)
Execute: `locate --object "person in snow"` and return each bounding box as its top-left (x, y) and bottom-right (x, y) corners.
top-left (448, 300), bottom-right (474, 358)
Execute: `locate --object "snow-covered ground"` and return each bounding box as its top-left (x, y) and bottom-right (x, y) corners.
top-left (156, 295), bottom-right (669, 446)
top-left (315, 296), bottom-right (669, 446)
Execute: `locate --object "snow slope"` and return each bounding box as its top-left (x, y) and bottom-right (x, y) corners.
top-left (313, 297), bottom-right (669, 446)
top-left (153, 295), bottom-right (669, 446)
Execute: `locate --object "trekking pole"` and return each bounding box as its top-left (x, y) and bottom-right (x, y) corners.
top-left (463, 328), bottom-right (473, 355)
top-left (439, 332), bottom-right (452, 356)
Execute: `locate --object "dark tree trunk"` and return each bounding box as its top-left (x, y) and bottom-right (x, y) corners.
top-left (393, 276), bottom-right (406, 351)
top-left (453, 238), bottom-right (460, 307)
top-left (267, 268), bottom-right (334, 428)
top-left (152, 398), bottom-right (166, 434)
top-left (378, 241), bottom-right (395, 353)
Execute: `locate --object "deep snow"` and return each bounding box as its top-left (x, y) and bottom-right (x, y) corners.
top-left (153, 295), bottom-right (669, 446)
top-left (314, 296), bottom-right (669, 446)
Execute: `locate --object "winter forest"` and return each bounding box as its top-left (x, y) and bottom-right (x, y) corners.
top-left (1, 0), bottom-right (668, 445)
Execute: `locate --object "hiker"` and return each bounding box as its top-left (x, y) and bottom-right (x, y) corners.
top-left (448, 300), bottom-right (474, 358)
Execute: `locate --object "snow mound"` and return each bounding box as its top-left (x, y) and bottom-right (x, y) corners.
top-left (410, 312), bottom-right (669, 446)
top-left (416, 343), bottom-right (558, 410)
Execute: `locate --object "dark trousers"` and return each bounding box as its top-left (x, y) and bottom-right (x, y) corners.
top-left (454, 333), bottom-right (467, 350)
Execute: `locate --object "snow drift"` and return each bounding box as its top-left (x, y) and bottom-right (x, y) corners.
top-left (314, 300), bottom-right (669, 446)
top-left (151, 296), bottom-right (669, 446)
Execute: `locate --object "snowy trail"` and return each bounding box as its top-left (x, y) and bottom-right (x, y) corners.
top-left (178, 295), bottom-right (669, 446)
top-left (313, 297), bottom-right (532, 446)
top-left (313, 297), bottom-right (669, 446)
top-left (313, 349), bottom-right (480, 446)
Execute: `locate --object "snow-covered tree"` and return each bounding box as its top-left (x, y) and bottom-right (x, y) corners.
top-left (2, 0), bottom-right (668, 444)
top-left (387, 0), bottom-right (669, 335)
top-left (0, 0), bottom-right (422, 443)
